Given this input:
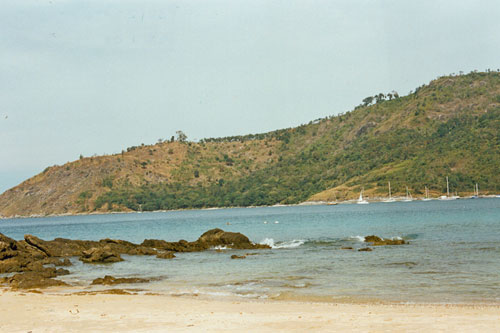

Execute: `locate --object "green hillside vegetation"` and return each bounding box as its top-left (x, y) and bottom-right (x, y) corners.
top-left (94, 71), bottom-right (500, 210)
top-left (0, 71), bottom-right (499, 217)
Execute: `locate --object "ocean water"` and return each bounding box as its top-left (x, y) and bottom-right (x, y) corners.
top-left (1, 198), bottom-right (499, 304)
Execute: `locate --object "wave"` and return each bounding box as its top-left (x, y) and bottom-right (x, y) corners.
top-left (259, 238), bottom-right (305, 249)
top-left (259, 234), bottom-right (412, 249)
top-left (211, 245), bottom-right (229, 250)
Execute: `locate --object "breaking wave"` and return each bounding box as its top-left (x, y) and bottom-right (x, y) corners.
top-left (259, 238), bottom-right (305, 249)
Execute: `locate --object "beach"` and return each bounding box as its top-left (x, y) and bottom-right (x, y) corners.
top-left (1, 290), bottom-right (499, 332)
top-left (1, 201), bottom-right (500, 331)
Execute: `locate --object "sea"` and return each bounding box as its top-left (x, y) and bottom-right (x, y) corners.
top-left (1, 198), bottom-right (499, 304)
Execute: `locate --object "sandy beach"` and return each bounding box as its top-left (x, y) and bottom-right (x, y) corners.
top-left (0, 291), bottom-right (499, 332)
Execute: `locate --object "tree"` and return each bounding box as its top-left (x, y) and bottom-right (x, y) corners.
top-left (362, 96), bottom-right (374, 106)
top-left (375, 93), bottom-right (385, 103)
top-left (176, 130), bottom-right (187, 142)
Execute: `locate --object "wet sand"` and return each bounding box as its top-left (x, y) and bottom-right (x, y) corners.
top-left (0, 291), bottom-right (499, 332)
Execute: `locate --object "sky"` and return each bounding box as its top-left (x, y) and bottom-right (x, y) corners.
top-left (1, 0), bottom-right (499, 193)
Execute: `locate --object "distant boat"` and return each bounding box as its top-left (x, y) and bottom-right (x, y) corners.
top-left (401, 186), bottom-right (413, 202)
top-left (439, 176), bottom-right (456, 200)
top-left (422, 186), bottom-right (432, 201)
top-left (383, 182), bottom-right (396, 202)
top-left (470, 183), bottom-right (479, 199)
top-left (357, 188), bottom-right (369, 204)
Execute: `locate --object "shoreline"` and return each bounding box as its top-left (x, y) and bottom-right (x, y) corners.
top-left (1, 290), bottom-right (499, 332)
top-left (1, 195), bottom-right (499, 220)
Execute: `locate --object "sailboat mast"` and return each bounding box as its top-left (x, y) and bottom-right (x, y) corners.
top-left (388, 181), bottom-right (391, 199)
top-left (446, 176), bottom-right (450, 197)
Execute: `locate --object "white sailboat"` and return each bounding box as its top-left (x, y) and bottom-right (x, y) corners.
top-left (357, 188), bottom-right (369, 204)
top-left (471, 183), bottom-right (479, 199)
top-left (402, 186), bottom-right (413, 202)
top-left (440, 176), bottom-right (456, 200)
top-left (422, 186), bottom-right (432, 201)
top-left (383, 181), bottom-right (396, 202)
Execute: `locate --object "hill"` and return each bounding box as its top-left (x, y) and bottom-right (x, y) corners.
top-left (1, 71), bottom-right (499, 217)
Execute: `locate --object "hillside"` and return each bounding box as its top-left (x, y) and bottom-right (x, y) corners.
top-left (1, 71), bottom-right (499, 217)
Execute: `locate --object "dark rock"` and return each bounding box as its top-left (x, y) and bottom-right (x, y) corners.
top-left (91, 275), bottom-right (149, 285)
top-left (1, 265), bottom-right (69, 289)
top-left (341, 247), bottom-right (353, 250)
top-left (24, 235), bottom-right (53, 256)
top-left (358, 247), bottom-right (373, 252)
top-left (55, 268), bottom-right (70, 276)
top-left (0, 233), bottom-right (18, 260)
top-left (197, 228), bottom-right (270, 250)
top-left (41, 257), bottom-right (72, 267)
top-left (128, 246), bottom-right (158, 256)
top-left (79, 247), bottom-right (123, 263)
top-left (364, 235), bottom-right (406, 246)
top-left (230, 255), bottom-right (246, 259)
top-left (156, 251), bottom-right (175, 259)
top-left (2, 271), bottom-right (69, 289)
top-left (142, 228), bottom-right (270, 252)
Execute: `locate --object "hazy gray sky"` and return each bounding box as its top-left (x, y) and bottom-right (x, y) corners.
top-left (1, 0), bottom-right (499, 193)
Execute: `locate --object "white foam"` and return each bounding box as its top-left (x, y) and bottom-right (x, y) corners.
top-left (212, 245), bottom-right (228, 250)
top-left (350, 235), bottom-right (365, 242)
top-left (259, 238), bottom-right (305, 249)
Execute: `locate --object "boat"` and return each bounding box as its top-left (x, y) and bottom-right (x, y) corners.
top-left (383, 182), bottom-right (396, 202)
top-left (357, 188), bottom-right (369, 204)
top-left (470, 183), bottom-right (479, 199)
top-left (439, 176), bottom-right (456, 200)
top-left (422, 186), bottom-right (432, 201)
top-left (401, 186), bottom-right (413, 202)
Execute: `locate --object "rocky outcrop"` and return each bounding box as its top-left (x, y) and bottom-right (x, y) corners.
top-left (0, 233), bottom-right (18, 260)
top-left (80, 247), bottom-right (123, 263)
top-left (358, 247), bottom-right (373, 252)
top-left (24, 235), bottom-right (53, 257)
top-left (0, 229), bottom-right (267, 289)
top-left (91, 275), bottom-right (149, 285)
top-left (3, 271), bottom-right (69, 289)
top-left (156, 251), bottom-right (175, 259)
top-left (364, 235), bottom-right (406, 246)
top-left (142, 228), bottom-right (270, 252)
top-left (230, 255), bottom-right (246, 259)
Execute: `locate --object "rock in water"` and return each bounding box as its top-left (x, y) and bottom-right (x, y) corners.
top-left (79, 246), bottom-right (123, 263)
top-left (24, 234), bottom-right (53, 256)
top-left (358, 247), bottom-right (373, 252)
top-left (91, 275), bottom-right (149, 285)
top-left (142, 228), bottom-right (271, 252)
top-left (364, 235), bottom-right (406, 246)
top-left (3, 271), bottom-right (69, 289)
top-left (156, 251), bottom-right (176, 259)
top-left (230, 255), bottom-right (246, 259)
top-left (196, 228), bottom-right (270, 250)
